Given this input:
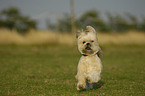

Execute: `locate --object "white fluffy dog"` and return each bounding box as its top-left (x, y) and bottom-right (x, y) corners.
top-left (75, 26), bottom-right (103, 90)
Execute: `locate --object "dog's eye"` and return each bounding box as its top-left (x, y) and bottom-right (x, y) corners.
top-left (83, 41), bottom-right (86, 44)
top-left (91, 40), bottom-right (94, 42)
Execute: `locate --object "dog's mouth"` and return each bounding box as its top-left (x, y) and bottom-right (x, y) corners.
top-left (85, 44), bottom-right (92, 50)
top-left (82, 46), bottom-right (93, 55)
top-left (85, 46), bottom-right (91, 50)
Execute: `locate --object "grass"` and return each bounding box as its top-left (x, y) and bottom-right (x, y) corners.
top-left (0, 45), bottom-right (145, 96)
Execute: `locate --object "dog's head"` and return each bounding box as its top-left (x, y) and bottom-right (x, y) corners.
top-left (76, 26), bottom-right (100, 56)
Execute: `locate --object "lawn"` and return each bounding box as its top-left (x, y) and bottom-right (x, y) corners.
top-left (0, 45), bottom-right (144, 96)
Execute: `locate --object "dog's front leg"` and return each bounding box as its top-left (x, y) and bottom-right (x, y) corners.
top-left (76, 74), bottom-right (86, 90)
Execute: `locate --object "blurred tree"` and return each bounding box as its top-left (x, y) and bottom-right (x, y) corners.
top-left (105, 12), bottom-right (115, 31)
top-left (77, 10), bottom-right (109, 32)
top-left (140, 16), bottom-right (145, 31)
top-left (125, 12), bottom-right (139, 30)
top-left (0, 7), bottom-right (37, 34)
top-left (47, 13), bottom-right (72, 32)
top-left (106, 12), bottom-right (129, 32)
top-left (46, 10), bottom-right (144, 33)
top-left (114, 14), bottom-right (130, 32)
top-left (59, 13), bottom-right (71, 32)
top-left (46, 19), bottom-right (56, 31)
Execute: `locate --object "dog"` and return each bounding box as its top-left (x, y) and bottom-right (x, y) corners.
top-left (75, 26), bottom-right (103, 90)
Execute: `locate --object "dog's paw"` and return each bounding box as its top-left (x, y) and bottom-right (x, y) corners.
top-left (77, 83), bottom-right (86, 91)
top-left (86, 76), bottom-right (92, 83)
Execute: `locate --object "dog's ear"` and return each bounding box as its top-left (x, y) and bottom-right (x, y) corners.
top-left (97, 47), bottom-right (103, 58)
top-left (86, 26), bottom-right (96, 34)
top-left (76, 29), bottom-right (83, 38)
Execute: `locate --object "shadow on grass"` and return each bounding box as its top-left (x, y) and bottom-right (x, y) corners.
top-left (78, 81), bottom-right (105, 92)
top-left (93, 80), bottom-right (104, 89)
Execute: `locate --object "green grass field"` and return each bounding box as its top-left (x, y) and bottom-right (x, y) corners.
top-left (0, 45), bottom-right (144, 96)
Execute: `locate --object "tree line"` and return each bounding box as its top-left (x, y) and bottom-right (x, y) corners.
top-left (0, 7), bottom-right (37, 34)
top-left (47, 10), bottom-right (145, 33)
top-left (0, 7), bottom-right (145, 34)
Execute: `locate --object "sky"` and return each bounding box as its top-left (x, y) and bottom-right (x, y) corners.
top-left (0, 0), bottom-right (145, 29)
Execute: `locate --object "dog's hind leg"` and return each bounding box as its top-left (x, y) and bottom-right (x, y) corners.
top-left (86, 82), bottom-right (89, 89)
top-left (86, 82), bottom-right (93, 89)
top-left (89, 83), bottom-right (93, 89)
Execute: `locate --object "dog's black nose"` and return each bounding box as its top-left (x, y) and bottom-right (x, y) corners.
top-left (86, 43), bottom-right (90, 45)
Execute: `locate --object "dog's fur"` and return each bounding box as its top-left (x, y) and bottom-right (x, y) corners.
top-left (75, 26), bottom-right (102, 90)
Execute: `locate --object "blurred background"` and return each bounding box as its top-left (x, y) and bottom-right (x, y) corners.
top-left (0, 0), bottom-right (145, 45)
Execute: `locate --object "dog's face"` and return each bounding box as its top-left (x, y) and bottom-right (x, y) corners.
top-left (76, 26), bottom-right (100, 55)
